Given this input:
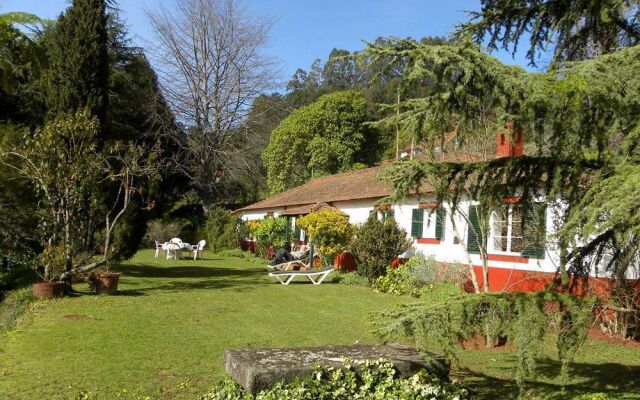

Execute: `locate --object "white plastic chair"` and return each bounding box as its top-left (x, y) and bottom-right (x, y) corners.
top-left (170, 238), bottom-right (183, 245)
top-left (154, 241), bottom-right (164, 258)
top-left (192, 240), bottom-right (206, 260)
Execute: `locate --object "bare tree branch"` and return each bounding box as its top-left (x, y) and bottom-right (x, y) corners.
top-left (146, 0), bottom-right (278, 204)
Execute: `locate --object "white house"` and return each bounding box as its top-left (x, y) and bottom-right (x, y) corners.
top-left (235, 134), bottom-right (638, 292)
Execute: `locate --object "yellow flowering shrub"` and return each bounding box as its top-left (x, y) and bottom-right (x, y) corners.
top-left (245, 220), bottom-right (262, 235)
top-left (297, 209), bottom-right (355, 263)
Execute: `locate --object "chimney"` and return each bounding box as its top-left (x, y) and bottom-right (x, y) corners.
top-left (496, 123), bottom-right (524, 157)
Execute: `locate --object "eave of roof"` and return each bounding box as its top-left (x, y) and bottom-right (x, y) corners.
top-left (234, 166), bottom-right (391, 213)
top-left (234, 152), bottom-right (493, 214)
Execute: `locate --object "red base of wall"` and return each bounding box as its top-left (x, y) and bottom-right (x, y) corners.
top-left (465, 265), bottom-right (640, 296)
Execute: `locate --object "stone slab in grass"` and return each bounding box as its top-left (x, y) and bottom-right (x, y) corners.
top-left (223, 343), bottom-right (449, 394)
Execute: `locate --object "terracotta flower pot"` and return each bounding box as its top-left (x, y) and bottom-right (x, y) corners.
top-left (32, 282), bottom-right (65, 299)
top-left (95, 272), bottom-right (122, 295)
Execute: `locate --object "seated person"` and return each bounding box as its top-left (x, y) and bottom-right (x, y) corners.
top-left (269, 243), bottom-right (292, 266)
top-left (290, 243), bottom-right (308, 259)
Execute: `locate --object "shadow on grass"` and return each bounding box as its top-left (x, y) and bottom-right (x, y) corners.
top-left (108, 263), bottom-right (267, 294)
top-left (457, 356), bottom-right (640, 399)
top-left (118, 264), bottom-right (260, 279)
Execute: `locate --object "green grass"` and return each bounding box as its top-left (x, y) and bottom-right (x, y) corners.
top-left (450, 338), bottom-right (640, 399)
top-left (0, 250), bottom-right (407, 399)
top-left (1, 250), bottom-right (639, 399)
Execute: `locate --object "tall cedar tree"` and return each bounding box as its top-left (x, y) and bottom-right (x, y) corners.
top-left (45, 0), bottom-right (109, 136)
top-left (459, 0), bottom-right (640, 65)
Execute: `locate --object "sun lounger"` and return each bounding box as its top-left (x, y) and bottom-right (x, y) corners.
top-left (266, 258), bottom-right (305, 271)
top-left (265, 248), bottom-right (317, 271)
top-left (268, 267), bottom-right (334, 285)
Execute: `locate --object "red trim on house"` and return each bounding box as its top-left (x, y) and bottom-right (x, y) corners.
top-left (416, 238), bottom-right (441, 244)
top-left (487, 253), bottom-right (529, 263)
top-left (419, 202), bottom-right (438, 209)
top-left (462, 265), bottom-right (640, 296)
top-left (502, 196), bottom-right (522, 204)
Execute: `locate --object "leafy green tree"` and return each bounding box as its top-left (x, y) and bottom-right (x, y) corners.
top-left (252, 217), bottom-right (288, 257)
top-left (0, 12), bottom-right (47, 125)
top-left (367, 36), bottom-right (640, 286)
top-left (459, 0), bottom-right (640, 65)
top-left (262, 90), bottom-right (376, 194)
top-left (44, 0), bottom-right (109, 130)
top-left (351, 217), bottom-right (412, 283)
top-left (205, 207), bottom-right (242, 253)
top-left (2, 111), bottom-right (103, 282)
top-left (322, 48), bottom-right (363, 90)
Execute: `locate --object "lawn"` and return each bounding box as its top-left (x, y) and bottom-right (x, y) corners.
top-left (1, 250), bottom-right (639, 399)
top-left (0, 250), bottom-right (408, 399)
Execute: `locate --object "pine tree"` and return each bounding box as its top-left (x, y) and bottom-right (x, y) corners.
top-left (44, 0), bottom-right (109, 133)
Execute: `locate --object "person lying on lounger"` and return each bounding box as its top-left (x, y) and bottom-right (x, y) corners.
top-left (269, 243), bottom-right (292, 266)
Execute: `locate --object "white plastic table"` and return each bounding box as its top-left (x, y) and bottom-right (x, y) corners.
top-left (162, 242), bottom-right (192, 260)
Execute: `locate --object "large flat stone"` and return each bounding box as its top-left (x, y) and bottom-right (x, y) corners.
top-left (223, 343), bottom-right (449, 394)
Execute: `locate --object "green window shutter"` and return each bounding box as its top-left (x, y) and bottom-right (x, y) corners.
top-left (294, 219), bottom-right (301, 242)
top-left (435, 207), bottom-right (446, 240)
top-left (522, 204), bottom-right (547, 259)
top-left (467, 205), bottom-right (482, 254)
top-left (285, 217), bottom-right (291, 243)
top-left (385, 209), bottom-right (395, 221)
top-left (411, 209), bottom-right (424, 238)
top-left (368, 209), bottom-right (378, 222)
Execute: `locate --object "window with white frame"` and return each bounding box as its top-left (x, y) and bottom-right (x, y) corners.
top-left (411, 207), bottom-right (445, 240)
top-left (490, 205), bottom-right (525, 253)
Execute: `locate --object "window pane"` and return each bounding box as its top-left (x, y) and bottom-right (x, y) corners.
top-left (499, 208), bottom-right (509, 251)
top-left (510, 207), bottom-right (525, 252)
top-left (511, 237), bottom-right (524, 253)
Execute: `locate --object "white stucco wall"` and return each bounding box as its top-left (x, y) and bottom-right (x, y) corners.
top-left (236, 196), bottom-right (635, 279)
top-left (240, 208), bottom-right (281, 221)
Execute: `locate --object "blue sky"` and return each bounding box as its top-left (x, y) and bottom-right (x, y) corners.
top-left (1, 0), bottom-right (543, 86)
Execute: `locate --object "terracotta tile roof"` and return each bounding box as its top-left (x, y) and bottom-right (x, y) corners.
top-left (278, 203), bottom-right (315, 216)
top-left (235, 152), bottom-right (493, 214)
top-left (279, 202), bottom-right (340, 216)
top-left (235, 167), bottom-right (392, 213)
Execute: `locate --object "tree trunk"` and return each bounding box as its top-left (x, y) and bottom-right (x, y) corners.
top-left (59, 259), bottom-right (107, 282)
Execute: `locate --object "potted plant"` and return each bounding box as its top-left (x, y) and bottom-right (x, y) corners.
top-left (31, 245), bottom-right (66, 299)
top-left (87, 270), bottom-right (121, 295)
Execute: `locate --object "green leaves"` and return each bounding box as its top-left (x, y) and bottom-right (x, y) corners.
top-left (372, 291), bottom-right (594, 395)
top-left (457, 0), bottom-right (640, 66)
top-left (44, 0), bottom-right (109, 128)
top-left (262, 90), bottom-right (372, 194)
top-left (252, 217), bottom-right (289, 256)
top-left (364, 38), bottom-right (527, 150)
top-left (351, 217), bottom-right (413, 283)
top-left (202, 360), bottom-right (470, 400)
top-left (296, 209), bottom-right (355, 262)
